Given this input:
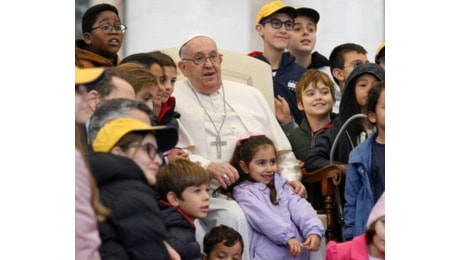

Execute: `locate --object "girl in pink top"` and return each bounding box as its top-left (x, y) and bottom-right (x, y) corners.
top-left (326, 192), bottom-right (385, 260)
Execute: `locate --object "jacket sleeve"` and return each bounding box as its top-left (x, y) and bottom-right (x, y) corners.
top-left (325, 240), bottom-right (339, 260)
top-left (305, 126), bottom-right (337, 172)
top-left (234, 186), bottom-right (296, 245)
top-left (109, 190), bottom-right (169, 260)
top-left (288, 188), bottom-right (325, 239)
top-left (164, 226), bottom-right (202, 259)
top-left (343, 158), bottom-right (361, 241)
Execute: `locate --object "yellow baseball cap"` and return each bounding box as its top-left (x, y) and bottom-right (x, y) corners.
top-left (93, 118), bottom-right (178, 152)
top-left (75, 66), bottom-right (105, 85)
top-left (256, 0), bottom-right (297, 24)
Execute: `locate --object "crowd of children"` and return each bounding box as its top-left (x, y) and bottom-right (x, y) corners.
top-left (75, 1), bottom-right (385, 259)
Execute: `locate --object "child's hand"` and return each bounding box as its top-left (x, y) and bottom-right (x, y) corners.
top-left (287, 237), bottom-right (302, 257)
top-left (301, 234), bottom-right (321, 251)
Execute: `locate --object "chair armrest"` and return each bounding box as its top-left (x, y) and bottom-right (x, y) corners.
top-left (301, 164), bottom-right (347, 187)
top-left (301, 164), bottom-right (347, 242)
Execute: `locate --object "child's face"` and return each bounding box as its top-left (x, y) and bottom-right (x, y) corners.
top-left (368, 89), bottom-right (385, 134)
top-left (240, 145), bottom-right (277, 185)
top-left (119, 134), bottom-right (162, 186)
top-left (354, 74), bottom-right (379, 109)
top-left (288, 16), bottom-right (317, 54)
top-left (204, 241), bottom-right (243, 260)
top-left (257, 12), bottom-right (293, 51)
top-left (297, 81), bottom-right (334, 118)
top-left (372, 216), bottom-right (385, 254)
top-left (338, 51), bottom-right (368, 92)
top-left (177, 183), bottom-right (210, 221)
top-left (148, 63), bottom-right (166, 104)
top-left (135, 85), bottom-right (159, 112)
top-left (86, 11), bottom-right (124, 58)
top-left (161, 66), bottom-right (177, 103)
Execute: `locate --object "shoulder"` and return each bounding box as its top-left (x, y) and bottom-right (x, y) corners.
top-left (275, 173), bottom-right (288, 186)
top-left (350, 134), bottom-right (375, 156)
top-left (234, 181), bottom-right (260, 196)
top-left (224, 80), bottom-right (265, 98)
top-left (223, 80), bottom-right (254, 90)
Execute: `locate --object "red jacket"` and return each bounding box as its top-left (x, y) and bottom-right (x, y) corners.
top-left (326, 233), bottom-right (385, 260)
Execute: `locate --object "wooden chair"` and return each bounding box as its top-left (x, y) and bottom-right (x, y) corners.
top-left (302, 164), bottom-right (347, 242)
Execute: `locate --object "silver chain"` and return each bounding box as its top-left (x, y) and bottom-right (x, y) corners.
top-left (186, 80), bottom-right (227, 138)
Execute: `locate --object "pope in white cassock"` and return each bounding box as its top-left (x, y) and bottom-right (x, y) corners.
top-left (173, 34), bottom-right (305, 260)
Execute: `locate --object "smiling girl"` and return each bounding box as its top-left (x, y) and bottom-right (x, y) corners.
top-left (229, 132), bottom-right (324, 259)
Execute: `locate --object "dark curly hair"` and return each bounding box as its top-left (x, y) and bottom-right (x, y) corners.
top-left (203, 225), bottom-right (244, 256)
top-left (82, 3), bottom-right (119, 34)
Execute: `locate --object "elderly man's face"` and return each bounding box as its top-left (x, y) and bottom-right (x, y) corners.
top-left (178, 36), bottom-right (223, 94)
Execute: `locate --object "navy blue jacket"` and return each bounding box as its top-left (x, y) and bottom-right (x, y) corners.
top-left (252, 52), bottom-right (307, 125)
top-left (159, 200), bottom-right (202, 260)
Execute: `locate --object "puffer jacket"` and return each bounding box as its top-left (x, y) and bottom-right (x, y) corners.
top-left (159, 200), bottom-right (202, 260)
top-left (88, 152), bottom-right (169, 260)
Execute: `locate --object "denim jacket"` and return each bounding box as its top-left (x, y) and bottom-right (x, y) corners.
top-left (343, 133), bottom-right (381, 241)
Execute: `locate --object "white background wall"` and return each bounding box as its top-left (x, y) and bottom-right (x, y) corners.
top-left (116, 0), bottom-right (384, 61)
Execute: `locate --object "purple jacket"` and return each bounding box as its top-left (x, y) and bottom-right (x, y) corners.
top-left (233, 173), bottom-right (324, 259)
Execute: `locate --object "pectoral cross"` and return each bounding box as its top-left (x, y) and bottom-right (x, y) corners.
top-left (210, 135), bottom-right (227, 159)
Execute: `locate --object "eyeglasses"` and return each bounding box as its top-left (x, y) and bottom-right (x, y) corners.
top-left (91, 23), bottom-right (127, 34)
top-left (343, 60), bottom-right (368, 69)
top-left (261, 18), bottom-right (294, 31)
top-left (182, 53), bottom-right (222, 65)
top-left (128, 142), bottom-right (162, 161)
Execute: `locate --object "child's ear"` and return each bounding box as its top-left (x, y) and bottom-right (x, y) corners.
top-left (83, 32), bottom-right (92, 45)
top-left (239, 160), bottom-right (249, 174)
top-left (201, 252), bottom-right (208, 260)
top-left (110, 146), bottom-right (124, 156)
top-left (255, 24), bottom-right (264, 37)
top-left (297, 100), bottom-right (305, 111)
top-left (167, 191), bottom-right (180, 207)
top-left (332, 68), bottom-right (344, 84)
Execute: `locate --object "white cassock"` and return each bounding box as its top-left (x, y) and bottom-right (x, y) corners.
top-left (174, 80), bottom-right (301, 259)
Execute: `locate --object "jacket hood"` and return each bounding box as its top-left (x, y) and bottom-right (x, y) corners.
top-left (344, 63), bottom-right (384, 92)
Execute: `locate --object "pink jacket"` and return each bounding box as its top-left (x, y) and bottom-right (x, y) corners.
top-left (75, 149), bottom-right (101, 260)
top-left (326, 233), bottom-right (384, 260)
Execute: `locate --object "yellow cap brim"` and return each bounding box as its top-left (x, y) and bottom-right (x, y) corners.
top-left (75, 66), bottom-right (105, 85)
